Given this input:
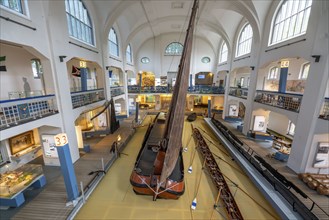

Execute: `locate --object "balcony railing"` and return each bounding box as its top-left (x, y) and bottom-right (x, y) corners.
top-left (319, 97), bottom-right (329, 120)
top-left (71, 88), bottom-right (105, 109)
top-left (128, 85), bottom-right (225, 94)
top-left (0, 95), bottom-right (58, 129)
top-left (110, 86), bottom-right (125, 97)
top-left (228, 87), bottom-right (248, 99)
top-left (8, 90), bottom-right (44, 99)
top-left (254, 90), bottom-right (303, 112)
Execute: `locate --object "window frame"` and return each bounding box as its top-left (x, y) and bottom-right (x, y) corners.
top-left (201, 57), bottom-right (211, 64)
top-left (126, 44), bottom-right (132, 64)
top-left (269, 0), bottom-right (313, 46)
top-left (219, 42), bottom-right (228, 63)
top-left (236, 23), bottom-right (253, 58)
top-left (287, 120), bottom-right (296, 136)
top-left (299, 62), bottom-right (310, 79)
top-left (165, 42), bottom-right (183, 56)
top-left (268, 66), bottom-right (279, 79)
top-left (31, 59), bottom-right (43, 79)
top-left (141, 57), bottom-right (150, 64)
top-left (65, 0), bottom-right (94, 46)
top-left (109, 28), bottom-right (119, 57)
top-left (0, 0), bottom-right (29, 17)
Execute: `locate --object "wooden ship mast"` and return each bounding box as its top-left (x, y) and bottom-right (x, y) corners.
top-left (130, 0), bottom-right (199, 200)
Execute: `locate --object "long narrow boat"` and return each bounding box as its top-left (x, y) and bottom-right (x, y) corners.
top-left (192, 126), bottom-right (244, 219)
top-left (130, 0), bottom-right (199, 200)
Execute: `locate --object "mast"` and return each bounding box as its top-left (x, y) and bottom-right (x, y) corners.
top-left (159, 0), bottom-right (199, 187)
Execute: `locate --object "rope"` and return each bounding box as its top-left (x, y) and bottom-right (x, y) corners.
top-left (221, 173), bottom-right (278, 219)
top-left (209, 188), bottom-right (222, 220)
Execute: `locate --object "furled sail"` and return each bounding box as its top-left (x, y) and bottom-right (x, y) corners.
top-left (158, 0), bottom-right (199, 188)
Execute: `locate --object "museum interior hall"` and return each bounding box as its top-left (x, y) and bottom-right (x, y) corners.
top-left (0, 0), bottom-right (328, 219)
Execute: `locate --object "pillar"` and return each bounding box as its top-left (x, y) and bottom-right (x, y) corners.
top-left (56, 142), bottom-right (79, 201)
top-left (278, 63), bottom-right (288, 93)
top-left (207, 97), bottom-right (211, 118)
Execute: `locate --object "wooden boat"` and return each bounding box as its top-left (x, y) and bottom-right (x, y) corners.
top-left (130, 0), bottom-right (199, 200)
top-left (187, 112), bottom-right (197, 122)
top-left (130, 112), bottom-right (185, 199)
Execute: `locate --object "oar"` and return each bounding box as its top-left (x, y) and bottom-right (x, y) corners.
top-left (191, 159), bottom-right (206, 210)
top-left (209, 187), bottom-right (222, 220)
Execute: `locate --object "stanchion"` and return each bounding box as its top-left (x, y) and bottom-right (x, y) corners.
top-left (80, 181), bottom-right (85, 204)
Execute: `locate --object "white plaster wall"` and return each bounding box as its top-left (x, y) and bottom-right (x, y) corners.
top-left (250, 108), bottom-right (270, 132)
top-left (0, 44), bottom-right (44, 99)
top-left (267, 111), bottom-right (290, 138)
top-left (136, 33), bottom-right (216, 79)
top-left (305, 134), bottom-right (329, 174)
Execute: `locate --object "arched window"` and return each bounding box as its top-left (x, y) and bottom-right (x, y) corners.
top-left (236, 24), bottom-right (253, 57)
top-left (268, 67), bottom-right (279, 79)
top-left (126, 44), bottom-right (132, 63)
top-left (299, 62), bottom-right (310, 79)
top-left (165, 42), bottom-right (183, 55)
top-left (65, 0), bottom-right (94, 45)
top-left (270, 0), bottom-right (312, 45)
top-left (109, 28), bottom-right (119, 57)
top-left (219, 42), bottom-right (228, 63)
top-left (1, 0), bottom-right (23, 13)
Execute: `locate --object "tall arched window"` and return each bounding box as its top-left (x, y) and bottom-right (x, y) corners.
top-left (268, 67), bottom-right (279, 79)
top-left (219, 42), bottom-right (228, 63)
top-left (109, 28), bottom-right (119, 57)
top-left (270, 0), bottom-right (312, 45)
top-left (299, 62), bottom-right (310, 79)
top-left (126, 44), bottom-right (132, 63)
top-left (236, 24), bottom-right (253, 57)
top-left (1, 0), bottom-right (23, 13)
top-left (165, 42), bottom-right (183, 55)
top-left (65, 0), bottom-right (94, 45)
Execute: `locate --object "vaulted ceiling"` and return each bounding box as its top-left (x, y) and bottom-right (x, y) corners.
top-left (91, 0), bottom-right (273, 53)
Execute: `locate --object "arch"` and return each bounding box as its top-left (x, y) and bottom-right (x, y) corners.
top-left (165, 42), bottom-right (183, 56)
top-left (65, 0), bottom-right (94, 45)
top-left (269, 0), bottom-right (313, 46)
top-left (236, 23), bottom-right (253, 57)
top-left (109, 28), bottom-right (119, 57)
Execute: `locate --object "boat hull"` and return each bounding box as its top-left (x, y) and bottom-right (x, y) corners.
top-left (130, 172), bottom-right (185, 199)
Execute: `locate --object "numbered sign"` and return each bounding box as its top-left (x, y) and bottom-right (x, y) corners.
top-left (54, 133), bottom-right (68, 147)
top-left (280, 60), bottom-right (289, 68)
top-left (79, 61), bottom-right (86, 68)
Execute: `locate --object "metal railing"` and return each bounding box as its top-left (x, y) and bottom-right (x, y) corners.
top-left (8, 90), bottom-right (44, 99)
top-left (228, 87), bottom-right (248, 99)
top-left (110, 86), bottom-right (125, 97)
top-left (128, 85), bottom-right (225, 94)
top-left (254, 90), bottom-right (303, 112)
top-left (0, 95), bottom-right (58, 129)
top-left (319, 97), bottom-right (329, 120)
top-left (71, 88), bottom-right (105, 109)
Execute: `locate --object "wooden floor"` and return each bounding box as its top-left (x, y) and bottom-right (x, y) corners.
top-left (8, 113), bottom-right (329, 220)
top-left (11, 116), bottom-right (136, 220)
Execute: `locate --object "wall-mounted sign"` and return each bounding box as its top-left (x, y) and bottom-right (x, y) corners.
top-left (79, 61), bottom-right (87, 68)
top-left (313, 142), bottom-right (329, 168)
top-left (281, 60), bottom-right (289, 68)
top-left (54, 133), bottom-right (68, 147)
top-left (41, 135), bottom-right (58, 158)
top-left (253, 115), bottom-right (266, 131)
top-left (228, 104), bottom-right (238, 117)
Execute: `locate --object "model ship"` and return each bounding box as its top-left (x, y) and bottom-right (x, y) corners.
top-left (130, 0), bottom-right (199, 200)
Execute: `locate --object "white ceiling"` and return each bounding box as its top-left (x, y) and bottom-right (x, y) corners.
top-left (91, 0), bottom-right (273, 53)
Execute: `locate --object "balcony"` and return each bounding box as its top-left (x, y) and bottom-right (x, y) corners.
top-left (127, 85), bottom-right (225, 94)
top-left (254, 90), bottom-right (302, 113)
top-left (319, 97), bottom-right (329, 120)
top-left (110, 86), bottom-right (125, 97)
top-left (0, 95), bottom-right (58, 129)
top-left (8, 90), bottom-right (44, 99)
top-left (228, 87), bottom-right (248, 99)
top-left (71, 88), bottom-right (105, 109)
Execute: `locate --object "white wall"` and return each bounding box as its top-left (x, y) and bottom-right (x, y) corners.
top-left (136, 33), bottom-right (216, 79)
top-left (0, 44), bottom-right (44, 99)
top-left (267, 111), bottom-right (291, 138)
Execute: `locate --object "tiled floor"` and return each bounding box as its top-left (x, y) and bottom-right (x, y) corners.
top-left (75, 116), bottom-right (279, 219)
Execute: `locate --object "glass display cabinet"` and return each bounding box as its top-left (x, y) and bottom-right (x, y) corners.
top-left (0, 164), bottom-right (44, 199)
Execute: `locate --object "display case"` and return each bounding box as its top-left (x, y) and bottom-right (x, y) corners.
top-left (0, 164), bottom-right (44, 198)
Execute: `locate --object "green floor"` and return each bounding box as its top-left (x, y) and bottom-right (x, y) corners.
top-left (75, 116), bottom-right (279, 219)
